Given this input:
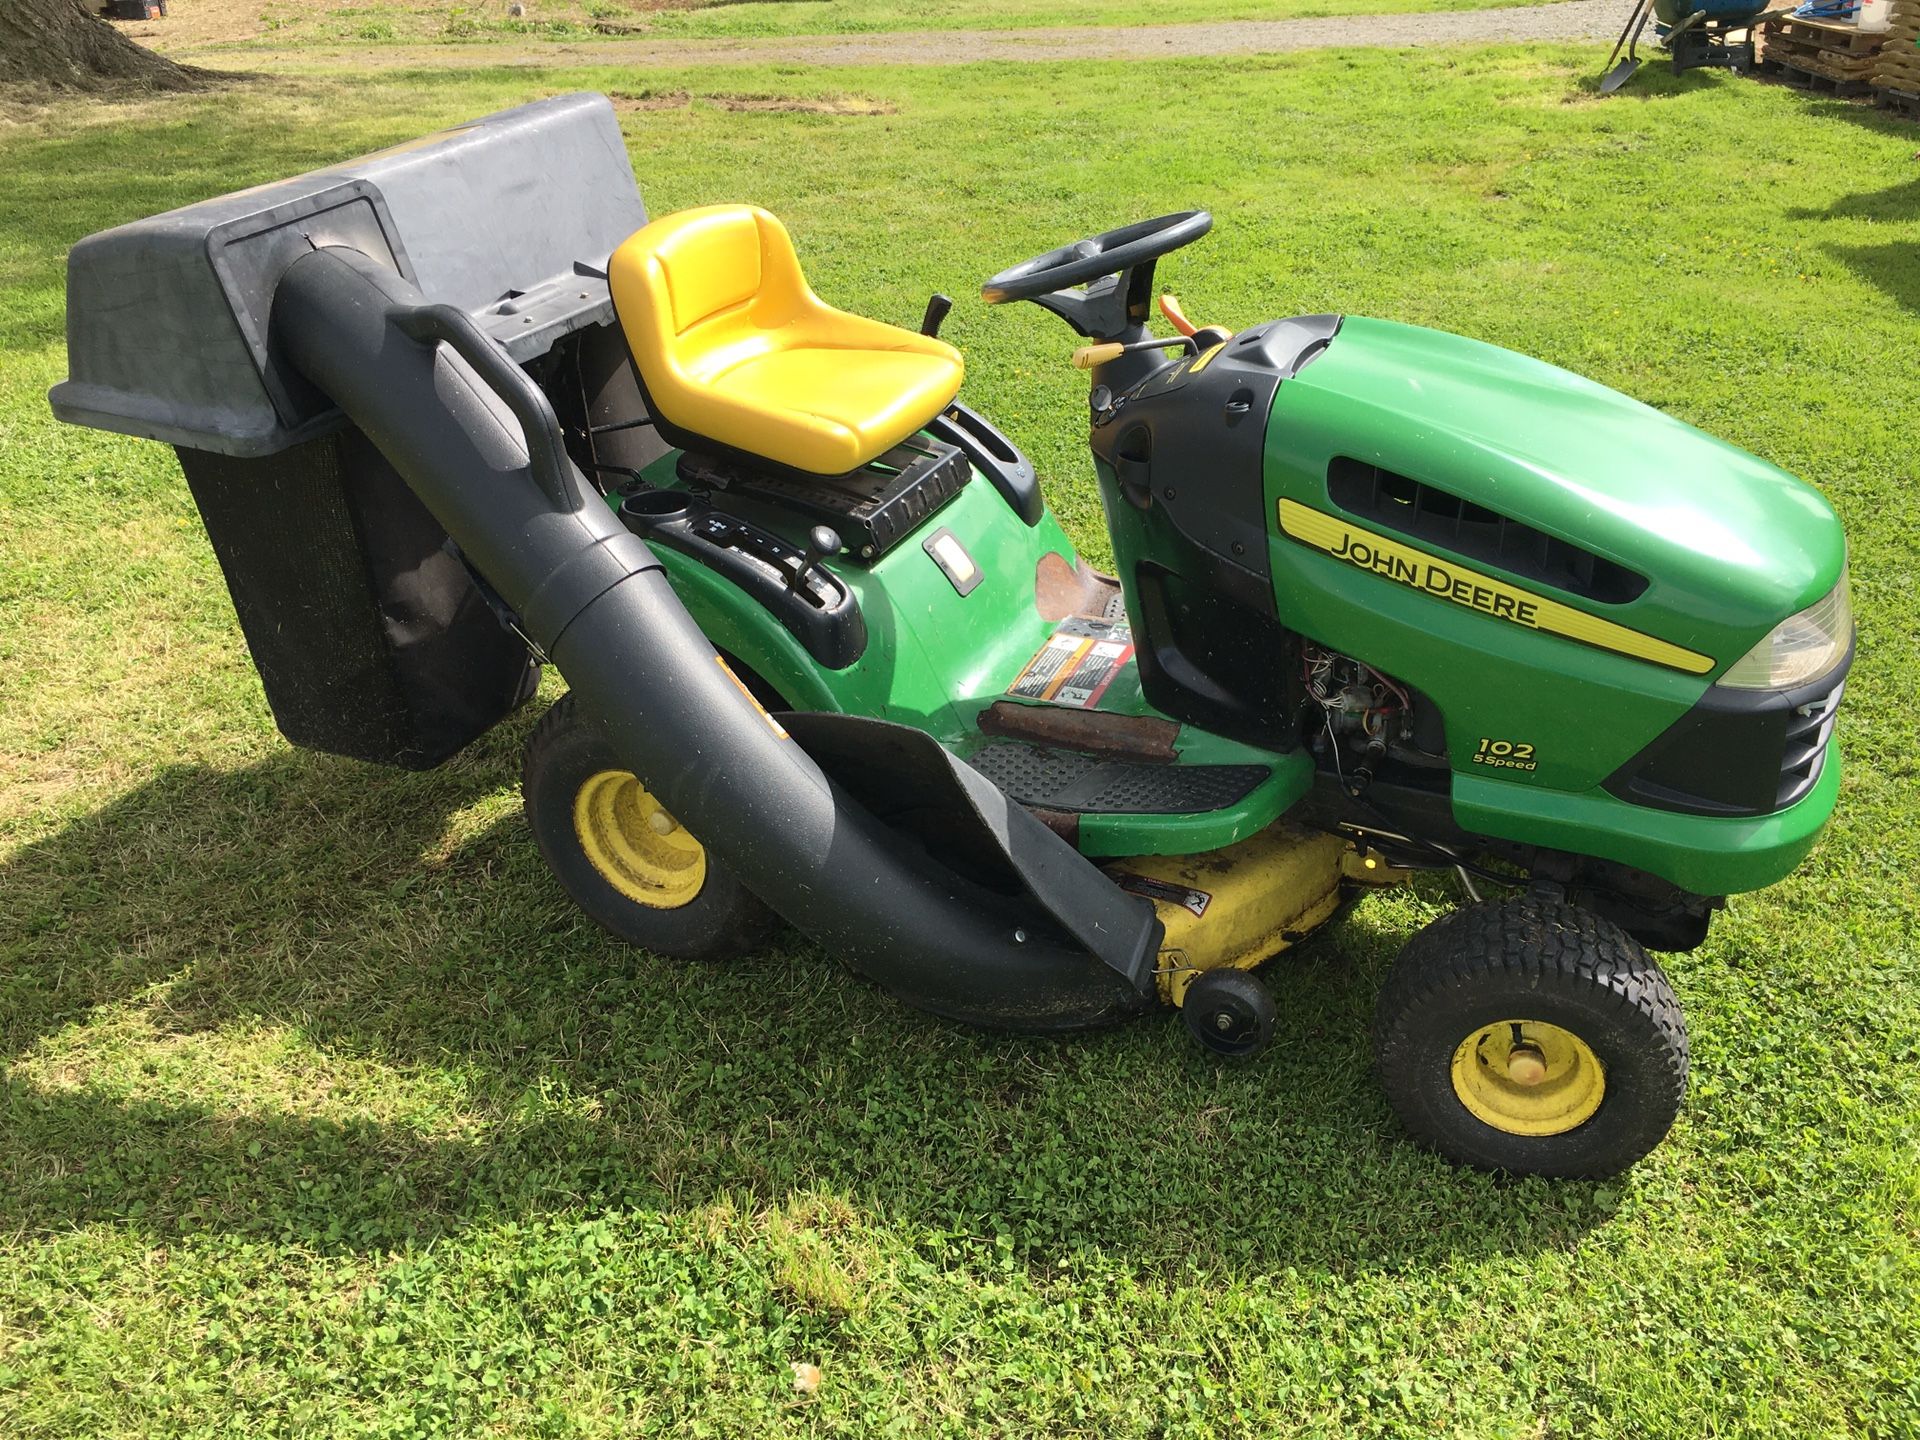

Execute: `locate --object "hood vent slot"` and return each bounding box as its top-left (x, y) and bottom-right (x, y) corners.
top-left (1327, 458), bottom-right (1648, 605)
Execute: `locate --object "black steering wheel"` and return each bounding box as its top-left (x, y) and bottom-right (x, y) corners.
top-left (980, 211), bottom-right (1213, 305)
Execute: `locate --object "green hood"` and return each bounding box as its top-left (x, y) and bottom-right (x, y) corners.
top-left (1267, 317), bottom-right (1845, 665)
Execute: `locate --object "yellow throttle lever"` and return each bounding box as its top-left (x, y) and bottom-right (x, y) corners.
top-left (1071, 342), bottom-right (1127, 370)
top-left (1071, 336), bottom-right (1198, 370)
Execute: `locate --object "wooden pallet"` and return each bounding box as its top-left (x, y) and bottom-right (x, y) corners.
top-left (1873, 82), bottom-right (1920, 115)
top-left (1767, 55), bottom-right (1877, 93)
top-left (1766, 32), bottom-right (1880, 74)
top-left (1864, 0), bottom-right (1920, 107)
top-left (1762, 12), bottom-right (1889, 57)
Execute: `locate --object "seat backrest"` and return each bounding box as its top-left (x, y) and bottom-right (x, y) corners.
top-left (610, 204), bottom-right (810, 382)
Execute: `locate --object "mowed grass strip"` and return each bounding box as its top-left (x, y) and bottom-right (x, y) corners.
top-left (1, 50), bottom-right (1917, 1439)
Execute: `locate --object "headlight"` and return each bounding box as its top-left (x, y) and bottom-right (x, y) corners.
top-left (1718, 572), bottom-right (1852, 690)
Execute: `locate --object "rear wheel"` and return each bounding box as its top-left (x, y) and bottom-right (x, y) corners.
top-left (1372, 897), bottom-right (1687, 1177)
top-left (522, 693), bottom-right (777, 961)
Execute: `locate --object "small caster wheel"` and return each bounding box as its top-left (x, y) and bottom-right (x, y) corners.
top-left (1372, 897), bottom-right (1688, 1178)
top-left (1182, 969), bottom-right (1276, 1059)
top-left (522, 693), bottom-right (777, 961)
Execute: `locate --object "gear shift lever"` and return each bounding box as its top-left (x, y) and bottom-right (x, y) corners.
top-left (790, 524), bottom-right (842, 594)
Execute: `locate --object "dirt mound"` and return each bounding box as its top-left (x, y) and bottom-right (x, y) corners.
top-left (610, 89), bottom-right (897, 114)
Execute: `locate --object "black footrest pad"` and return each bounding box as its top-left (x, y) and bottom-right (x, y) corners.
top-left (967, 742), bottom-right (1268, 816)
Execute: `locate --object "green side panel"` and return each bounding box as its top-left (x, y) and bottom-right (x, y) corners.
top-left (1263, 523), bottom-right (1706, 792)
top-left (638, 471), bottom-right (1068, 744)
top-left (1260, 317), bottom-right (1847, 888)
top-left (1273, 317), bottom-right (1846, 660)
top-left (623, 461), bottom-right (1299, 857)
top-left (643, 545), bottom-right (846, 712)
top-left (1453, 743), bottom-right (1842, 896)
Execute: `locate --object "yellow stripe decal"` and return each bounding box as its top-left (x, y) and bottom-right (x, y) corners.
top-left (1186, 341), bottom-right (1226, 376)
top-left (1277, 499), bottom-right (1714, 675)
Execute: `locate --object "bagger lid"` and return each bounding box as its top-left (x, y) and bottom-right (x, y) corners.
top-left (51, 91), bottom-right (647, 457)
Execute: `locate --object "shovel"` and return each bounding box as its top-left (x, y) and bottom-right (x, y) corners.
top-left (1601, 0), bottom-right (1657, 91)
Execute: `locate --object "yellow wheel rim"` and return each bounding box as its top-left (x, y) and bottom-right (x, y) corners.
top-left (572, 769), bottom-right (706, 910)
top-left (1450, 1020), bottom-right (1606, 1137)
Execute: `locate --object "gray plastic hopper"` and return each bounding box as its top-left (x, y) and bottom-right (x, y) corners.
top-left (51, 91), bottom-right (647, 457)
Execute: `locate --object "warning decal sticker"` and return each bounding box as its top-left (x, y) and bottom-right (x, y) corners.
top-left (1113, 873), bottom-right (1212, 918)
top-left (1006, 616), bottom-right (1134, 710)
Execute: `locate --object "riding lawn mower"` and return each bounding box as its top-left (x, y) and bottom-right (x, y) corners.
top-left (50, 95), bottom-right (1851, 1178)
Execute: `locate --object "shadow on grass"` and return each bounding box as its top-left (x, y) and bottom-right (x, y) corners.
top-left (1563, 57), bottom-right (1750, 101)
top-left (1785, 167), bottom-right (1920, 313)
top-left (1557, 69), bottom-right (1920, 312)
top-left (0, 718), bottom-right (1613, 1277)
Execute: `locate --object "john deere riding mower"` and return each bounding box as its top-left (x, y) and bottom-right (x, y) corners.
top-left (51, 96), bottom-right (1850, 1178)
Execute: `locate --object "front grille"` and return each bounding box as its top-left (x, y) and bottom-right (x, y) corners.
top-left (1604, 647), bottom-right (1851, 819)
top-left (1776, 677), bottom-right (1844, 810)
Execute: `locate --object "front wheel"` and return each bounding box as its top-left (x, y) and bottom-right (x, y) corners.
top-left (522, 693), bottom-right (777, 961)
top-left (1372, 898), bottom-right (1687, 1178)
top-left (1182, 968), bottom-right (1277, 1059)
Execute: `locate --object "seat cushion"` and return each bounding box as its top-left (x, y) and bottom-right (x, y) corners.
top-left (652, 207), bottom-right (764, 331)
top-left (609, 204), bottom-right (963, 475)
top-left (696, 344), bottom-right (962, 476)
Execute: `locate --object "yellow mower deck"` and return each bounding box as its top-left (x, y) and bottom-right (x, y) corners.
top-left (1109, 824), bottom-right (1407, 1006)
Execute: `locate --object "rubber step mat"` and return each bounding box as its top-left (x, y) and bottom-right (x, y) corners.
top-left (967, 742), bottom-right (1268, 816)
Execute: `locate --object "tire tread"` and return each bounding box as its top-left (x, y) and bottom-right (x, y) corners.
top-left (1372, 897), bottom-right (1687, 1177)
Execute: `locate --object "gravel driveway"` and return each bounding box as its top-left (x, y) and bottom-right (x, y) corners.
top-left (658, 0), bottom-right (1621, 64)
top-left (215, 0), bottom-right (1623, 70)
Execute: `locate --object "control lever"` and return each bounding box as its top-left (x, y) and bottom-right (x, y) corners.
top-left (789, 524), bottom-right (843, 594)
top-left (1160, 294), bottom-right (1235, 352)
top-left (1158, 293), bottom-right (1199, 337)
top-left (1071, 334), bottom-right (1199, 370)
top-left (920, 294), bottom-right (954, 339)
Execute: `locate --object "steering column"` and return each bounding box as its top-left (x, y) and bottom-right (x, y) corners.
top-left (980, 210), bottom-right (1214, 393)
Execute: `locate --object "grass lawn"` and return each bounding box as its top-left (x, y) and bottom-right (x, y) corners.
top-left (134, 0), bottom-right (1568, 55)
top-left (3, 48), bottom-right (1918, 1438)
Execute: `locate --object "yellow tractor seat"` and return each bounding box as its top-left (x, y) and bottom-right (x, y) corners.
top-left (608, 205), bottom-right (964, 477)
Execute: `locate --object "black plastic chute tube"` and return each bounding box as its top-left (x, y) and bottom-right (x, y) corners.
top-left (271, 244), bottom-right (1159, 1031)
